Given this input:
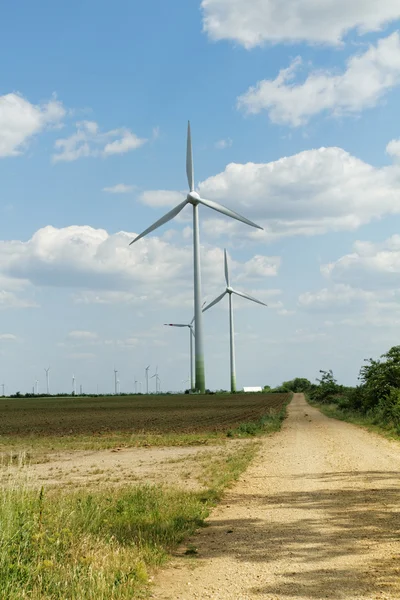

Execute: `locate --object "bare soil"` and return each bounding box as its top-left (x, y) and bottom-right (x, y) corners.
top-left (151, 393), bottom-right (400, 600)
top-left (0, 441), bottom-right (250, 491)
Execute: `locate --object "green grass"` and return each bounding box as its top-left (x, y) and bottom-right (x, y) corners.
top-left (308, 399), bottom-right (400, 442)
top-left (0, 394), bottom-right (291, 597)
top-left (0, 443), bottom-right (259, 600)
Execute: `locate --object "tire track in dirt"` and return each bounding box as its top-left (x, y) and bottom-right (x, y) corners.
top-left (151, 393), bottom-right (400, 600)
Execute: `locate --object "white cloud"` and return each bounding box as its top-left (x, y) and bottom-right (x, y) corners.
top-left (53, 121), bottom-right (146, 162)
top-left (322, 235), bottom-right (400, 289)
top-left (103, 130), bottom-right (145, 156)
top-left (0, 227), bottom-right (280, 312)
top-left (298, 284), bottom-right (375, 310)
top-left (238, 33), bottom-right (400, 126)
top-left (201, 0), bottom-right (400, 47)
top-left (138, 190), bottom-right (184, 207)
top-left (238, 255), bottom-right (281, 279)
top-left (0, 93), bottom-right (65, 157)
top-left (0, 334), bottom-right (17, 341)
top-left (198, 145), bottom-right (400, 239)
top-left (386, 138), bottom-right (400, 160)
top-left (67, 330), bottom-right (98, 340)
top-left (215, 138), bottom-right (233, 149)
top-left (102, 184), bottom-right (136, 194)
top-left (0, 290), bottom-right (37, 310)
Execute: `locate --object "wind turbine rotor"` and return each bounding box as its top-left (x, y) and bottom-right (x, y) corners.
top-left (224, 249), bottom-right (230, 286)
top-left (130, 199), bottom-right (188, 245)
top-left (202, 291), bottom-right (227, 312)
top-left (186, 121), bottom-right (194, 192)
top-left (231, 288), bottom-right (267, 307)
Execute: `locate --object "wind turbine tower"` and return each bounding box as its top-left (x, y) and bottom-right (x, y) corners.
top-left (44, 367), bottom-right (50, 395)
top-left (130, 122), bottom-right (263, 393)
top-left (72, 374), bottom-right (76, 396)
top-left (164, 302), bottom-right (206, 392)
top-left (203, 249), bottom-right (267, 393)
top-left (114, 368), bottom-right (119, 395)
top-left (145, 365), bottom-right (150, 395)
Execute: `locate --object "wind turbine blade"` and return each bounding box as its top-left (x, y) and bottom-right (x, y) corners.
top-left (203, 291), bottom-right (227, 312)
top-left (186, 121), bottom-right (194, 192)
top-left (164, 323), bottom-right (188, 327)
top-left (224, 248), bottom-right (230, 286)
top-left (197, 197), bottom-right (263, 230)
top-left (129, 199), bottom-right (188, 244)
top-left (231, 288), bottom-right (267, 307)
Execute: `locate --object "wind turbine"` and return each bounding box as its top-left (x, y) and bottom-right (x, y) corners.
top-left (114, 368), bottom-right (119, 395)
top-left (129, 122), bottom-right (263, 393)
top-left (151, 366), bottom-right (160, 393)
top-left (164, 302), bottom-right (206, 392)
top-left (72, 374), bottom-right (76, 396)
top-left (145, 365), bottom-right (150, 395)
top-left (44, 367), bottom-right (50, 395)
top-left (35, 379), bottom-right (39, 395)
top-left (203, 249), bottom-right (267, 393)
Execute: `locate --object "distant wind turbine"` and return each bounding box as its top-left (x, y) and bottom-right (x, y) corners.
top-left (203, 249), bottom-right (267, 393)
top-left (44, 367), bottom-right (50, 395)
top-left (164, 302), bottom-right (206, 392)
top-left (145, 365), bottom-right (150, 395)
top-left (72, 374), bottom-right (76, 396)
top-left (114, 368), bottom-right (119, 395)
top-left (129, 122), bottom-right (263, 393)
top-left (151, 366), bottom-right (160, 393)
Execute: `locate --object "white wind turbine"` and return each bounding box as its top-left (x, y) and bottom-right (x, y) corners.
top-left (129, 122), bottom-right (263, 393)
top-left (145, 365), bottom-right (150, 395)
top-left (164, 302), bottom-right (206, 392)
top-left (203, 249), bottom-right (267, 393)
top-left (44, 367), bottom-right (50, 395)
top-left (151, 366), bottom-right (160, 393)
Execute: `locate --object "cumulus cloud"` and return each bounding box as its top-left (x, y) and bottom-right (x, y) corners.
top-left (0, 93), bottom-right (65, 157)
top-left (0, 290), bottom-right (37, 310)
top-left (215, 138), bottom-right (233, 149)
top-left (102, 184), bottom-right (136, 194)
top-left (322, 235), bottom-right (400, 289)
top-left (201, 0), bottom-right (400, 47)
top-left (238, 33), bottom-right (400, 126)
top-left (198, 146), bottom-right (400, 239)
top-left (0, 227), bottom-right (280, 311)
top-left (138, 190), bottom-right (184, 207)
top-left (53, 121), bottom-right (146, 162)
top-left (0, 334), bottom-right (17, 341)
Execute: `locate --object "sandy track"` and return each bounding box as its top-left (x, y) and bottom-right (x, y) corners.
top-left (152, 393), bottom-right (400, 600)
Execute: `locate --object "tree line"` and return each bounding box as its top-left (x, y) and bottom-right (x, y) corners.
top-left (266, 345), bottom-right (400, 434)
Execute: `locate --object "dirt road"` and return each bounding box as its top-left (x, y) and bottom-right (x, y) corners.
top-left (152, 393), bottom-right (400, 600)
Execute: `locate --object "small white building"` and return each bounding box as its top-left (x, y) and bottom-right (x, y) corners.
top-left (243, 386), bottom-right (263, 393)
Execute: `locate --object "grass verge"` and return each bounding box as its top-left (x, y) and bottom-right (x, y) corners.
top-left (0, 443), bottom-right (259, 599)
top-left (308, 399), bottom-right (400, 442)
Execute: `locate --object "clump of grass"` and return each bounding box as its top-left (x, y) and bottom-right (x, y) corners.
top-left (226, 406), bottom-right (287, 438)
top-left (0, 484), bottom-right (210, 599)
top-left (0, 441), bottom-right (263, 599)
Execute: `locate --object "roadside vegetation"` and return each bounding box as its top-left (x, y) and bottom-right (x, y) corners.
top-left (277, 346), bottom-right (400, 439)
top-left (0, 391), bottom-right (289, 598)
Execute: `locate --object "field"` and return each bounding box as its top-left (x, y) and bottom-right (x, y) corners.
top-left (0, 392), bottom-right (290, 599)
top-left (0, 392), bottom-right (290, 437)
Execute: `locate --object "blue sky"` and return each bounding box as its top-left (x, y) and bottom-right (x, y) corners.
top-left (1, 0), bottom-right (400, 394)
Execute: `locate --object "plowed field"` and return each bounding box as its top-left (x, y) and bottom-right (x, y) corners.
top-left (0, 393), bottom-right (289, 436)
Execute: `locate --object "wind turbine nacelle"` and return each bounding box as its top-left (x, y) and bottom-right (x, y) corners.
top-left (187, 191), bottom-right (200, 204)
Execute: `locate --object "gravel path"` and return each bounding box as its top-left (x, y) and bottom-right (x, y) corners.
top-left (152, 393), bottom-right (400, 599)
